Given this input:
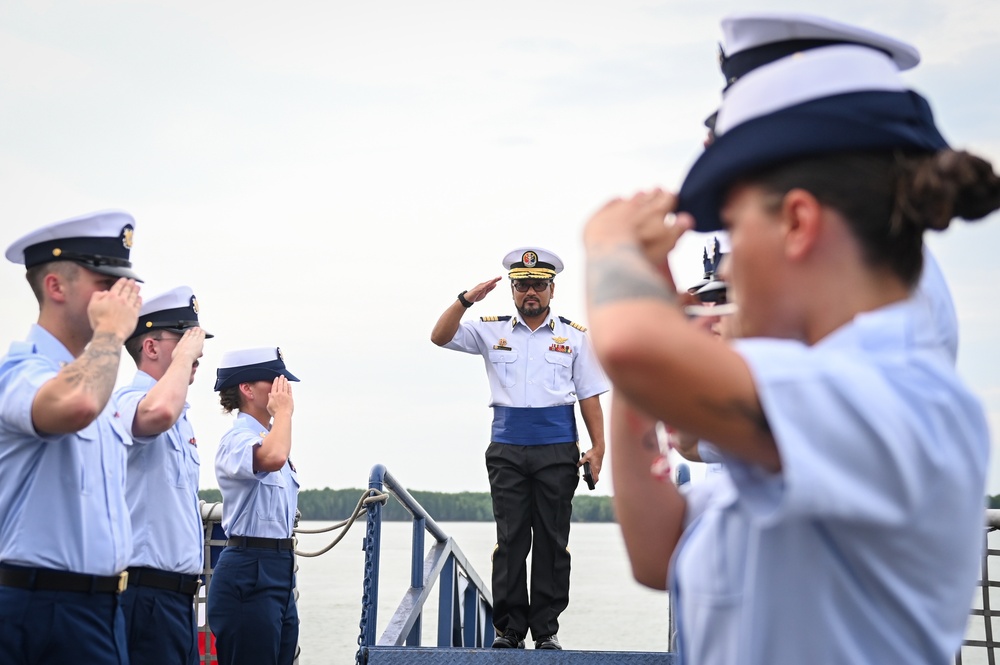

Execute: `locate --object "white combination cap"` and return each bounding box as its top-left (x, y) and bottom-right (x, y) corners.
top-left (130, 286), bottom-right (214, 340)
top-left (5, 209), bottom-right (141, 281)
top-left (502, 247), bottom-right (564, 280)
top-left (214, 347), bottom-right (300, 391)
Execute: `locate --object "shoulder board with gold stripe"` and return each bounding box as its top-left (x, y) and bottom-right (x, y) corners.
top-left (559, 316), bottom-right (588, 332)
top-left (480, 315), bottom-right (512, 322)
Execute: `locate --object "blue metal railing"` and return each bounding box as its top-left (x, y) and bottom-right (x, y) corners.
top-left (356, 465), bottom-right (493, 664)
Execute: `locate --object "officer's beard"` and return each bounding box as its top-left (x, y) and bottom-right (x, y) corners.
top-left (516, 300), bottom-right (549, 319)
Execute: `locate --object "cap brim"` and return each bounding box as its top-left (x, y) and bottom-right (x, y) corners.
top-left (162, 326), bottom-right (214, 339)
top-left (79, 262), bottom-right (143, 282)
top-left (677, 90), bottom-right (948, 232)
top-left (722, 13), bottom-right (921, 71)
top-left (213, 367), bottom-right (300, 392)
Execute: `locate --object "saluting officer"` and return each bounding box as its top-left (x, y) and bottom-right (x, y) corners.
top-left (431, 247), bottom-right (609, 651)
top-left (116, 286), bottom-right (212, 665)
top-left (0, 211), bottom-right (142, 665)
top-left (207, 347), bottom-right (301, 665)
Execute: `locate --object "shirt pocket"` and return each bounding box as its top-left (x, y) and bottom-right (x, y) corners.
top-left (488, 349), bottom-right (519, 388)
top-left (543, 351), bottom-right (573, 390)
top-left (71, 421), bottom-right (99, 495)
top-left (255, 471), bottom-right (287, 522)
top-left (171, 422), bottom-right (201, 489)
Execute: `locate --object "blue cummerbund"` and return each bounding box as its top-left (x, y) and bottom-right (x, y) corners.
top-left (491, 405), bottom-right (577, 445)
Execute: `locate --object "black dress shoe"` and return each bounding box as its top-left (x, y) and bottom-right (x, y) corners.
top-left (534, 635), bottom-right (562, 650)
top-left (492, 629), bottom-right (525, 649)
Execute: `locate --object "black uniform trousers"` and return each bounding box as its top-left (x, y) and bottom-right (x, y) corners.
top-left (486, 440), bottom-right (579, 640)
top-left (121, 573), bottom-right (199, 665)
top-left (207, 545), bottom-right (299, 665)
top-left (0, 572), bottom-right (128, 665)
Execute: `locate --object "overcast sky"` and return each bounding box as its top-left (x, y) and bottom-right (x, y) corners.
top-left (1, 0), bottom-right (998, 497)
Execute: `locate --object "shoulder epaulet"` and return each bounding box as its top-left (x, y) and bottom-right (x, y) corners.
top-left (558, 316), bottom-right (588, 332)
top-left (480, 315), bottom-right (512, 322)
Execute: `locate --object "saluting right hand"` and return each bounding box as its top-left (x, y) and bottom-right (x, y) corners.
top-left (88, 278), bottom-right (142, 341)
top-left (172, 327), bottom-right (206, 365)
top-left (466, 277), bottom-right (502, 303)
top-left (267, 375), bottom-right (294, 418)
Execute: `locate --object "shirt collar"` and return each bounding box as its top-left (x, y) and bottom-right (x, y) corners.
top-left (818, 298), bottom-right (925, 354)
top-left (511, 312), bottom-right (558, 332)
top-left (26, 324), bottom-right (74, 366)
top-left (236, 411), bottom-right (270, 435)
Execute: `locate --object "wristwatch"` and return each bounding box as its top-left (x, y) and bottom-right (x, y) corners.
top-left (457, 291), bottom-right (473, 308)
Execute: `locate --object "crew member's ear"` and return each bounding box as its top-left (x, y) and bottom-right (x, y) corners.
top-left (142, 336), bottom-right (158, 360)
top-left (43, 272), bottom-right (68, 304)
top-left (781, 188), bottom-right (823, 262)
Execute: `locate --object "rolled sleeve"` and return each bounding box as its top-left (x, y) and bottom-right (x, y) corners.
top-left (217, 428), bottom-right (262, 481)
top-left (0, 358), bottom-right (69, 444)
top-left (442, 321), bottom-right (486, 355)
top-left (113, 389), bottom-right (157, 446)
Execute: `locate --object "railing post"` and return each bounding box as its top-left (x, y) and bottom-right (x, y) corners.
top-left (463, 579), bottom-right (479, 647)
top-left (406, 517), bottom-right (425, 646)
top-left (356, 465), bottom-right (387, 664)
top-left (437, 556), bottom-right (456, 646)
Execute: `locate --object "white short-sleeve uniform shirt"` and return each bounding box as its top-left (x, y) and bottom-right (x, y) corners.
top-left (674, 299), bottom-right (988, 665)
top-left (115, 371), bottom-right (204, 575)
top-left (215, 412), bottom-right (300, 539)
top-left (443, 312), bottom-right (609, 407)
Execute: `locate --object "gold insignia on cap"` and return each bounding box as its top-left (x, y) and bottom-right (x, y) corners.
top-left (145, 321), bottom-right (153, 328)
top-left (552, 336), bottom-right (568, 343)
top-left (522, 251), bottom-right (538, 267)
top-left (191, 296), bottom-right (200, 314)
top-left (277, 347), bottom-right (284, 361)
top-left (52, 248), bottom-right (62, 257)
top-left (121, 225), bottom-right (134, 249)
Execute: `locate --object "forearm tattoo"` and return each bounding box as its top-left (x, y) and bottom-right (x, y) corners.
top-left (60, 332), bottom-right (123, 402)
top-left (587, 244), bottom-right (678, 307)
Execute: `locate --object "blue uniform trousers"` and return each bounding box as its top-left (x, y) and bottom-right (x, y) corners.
top-left (207, 546), bottom-right (298, 665)
top-left (121, 579), bottom-right (199, 665)
top-left (0, 585), bottom-right (127, 664)
top-left (486, 440), bottom-right (579, 640)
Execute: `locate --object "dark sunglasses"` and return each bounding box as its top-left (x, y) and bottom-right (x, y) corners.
top-left (512, 280), bottom-right (552, 293)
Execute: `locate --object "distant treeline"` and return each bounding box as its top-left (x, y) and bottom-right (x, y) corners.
top-left (199, 487), bottom-right (616, 523)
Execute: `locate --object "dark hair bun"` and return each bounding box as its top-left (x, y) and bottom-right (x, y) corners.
top-left (901, 150), bottom-right (1000, 231)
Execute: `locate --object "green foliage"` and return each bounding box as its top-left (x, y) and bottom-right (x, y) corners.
top-left (198, 487), bottom-right (616, 522)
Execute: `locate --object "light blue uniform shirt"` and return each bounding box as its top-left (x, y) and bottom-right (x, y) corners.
top-left (0, 325), bottom-right (132, 575)
top-left (444, 312), bottom-right (609, 407)
top-left (215, 412), bottom-right (299, 539)
top-left (674, 299), bottom-right (988, 665)
top-left (115, 371), bottom-right (204, 574)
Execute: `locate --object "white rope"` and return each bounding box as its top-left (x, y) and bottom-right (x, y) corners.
top-left (293, 489), bottom-right (390, 558)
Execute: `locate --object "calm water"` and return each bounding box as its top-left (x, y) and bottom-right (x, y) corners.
top-left (292, 521), bottom-right (670, 663)
top-left (288, 520), bottom-right (999, 664)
